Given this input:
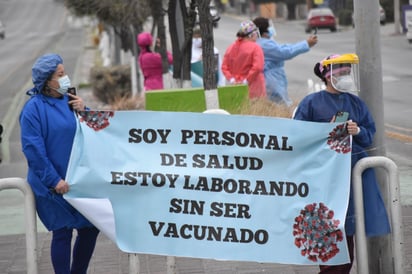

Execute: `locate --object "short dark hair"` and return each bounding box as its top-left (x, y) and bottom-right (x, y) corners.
top-left (253, 17), bottom-right (269, 36)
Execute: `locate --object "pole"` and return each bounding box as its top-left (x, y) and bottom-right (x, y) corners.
top-left (353, 0), bottom-right (393, 273)
top-left (394, 0), bottom-right (401, 34)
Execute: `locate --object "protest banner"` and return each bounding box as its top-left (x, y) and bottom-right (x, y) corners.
top-left (65, 110), bottom-right (352, 265)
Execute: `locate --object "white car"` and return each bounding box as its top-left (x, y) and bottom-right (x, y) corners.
top-left (0, 21), bottom-right (5, 39)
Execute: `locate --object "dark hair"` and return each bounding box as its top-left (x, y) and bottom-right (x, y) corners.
top-left (253, 17), bottom-right (269, 36)
top-left (236, 31), bottom-right (248, 38)
top-left (314, 62), bottom-right (328, 85)
top-left (42, 72), bottom-right (55, 93)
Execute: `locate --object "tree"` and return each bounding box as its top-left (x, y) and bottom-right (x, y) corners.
top-left (167, 0), bottom-right (218, 90)
top-left (66, 0), bottom-right (218, 90)
top-left (65, 0), bottom-right (150, 58)
top-left (168, 0), bottom-right (197, 88)
top-left (196, 0), bottom-right (216, 90)
top-left (149, 0), bottom-right (170, 75)
top-left (65, 0), bottom-right (151, 93)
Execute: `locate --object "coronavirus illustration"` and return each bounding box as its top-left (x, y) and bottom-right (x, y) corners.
top-left (293, 202), bottom-right (344, 262)
top-left (327, 124), bottom-right (351, 153)
top-left (78, 110), bottom-right (115, 131)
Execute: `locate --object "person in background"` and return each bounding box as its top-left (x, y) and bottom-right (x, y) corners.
top-left (19, 53), bottom-right (100, 274)
top-left (253, 17), bottom-right (317, 106)
top-left (221, 20), bottom-right (266, 98)
top-left (293, 53), bottom-right (391, 274)
top-left (191, 27), bottom-right (225, 87)
top-left (137, 32), bottom-right (173, 91)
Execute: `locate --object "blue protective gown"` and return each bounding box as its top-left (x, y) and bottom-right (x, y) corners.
top-left (294, 90), bottom-right (391, 236)
top-left (20, 93), bottom-right (93, 231)
top-left (256, 38), bottom-right (309, 105)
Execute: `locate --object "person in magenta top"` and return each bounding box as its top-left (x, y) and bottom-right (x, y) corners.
top-left (137, 32), bottom-right (173, 91)
top-left (221, 20), bottom-right (266, 99)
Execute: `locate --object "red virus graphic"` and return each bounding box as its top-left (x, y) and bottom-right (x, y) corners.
top-left (327, 124), bottom-right (351, 153)
top-left (78, 110), bottom-right (115, 131)
top-left (293, 202), bottom-right (343, 262)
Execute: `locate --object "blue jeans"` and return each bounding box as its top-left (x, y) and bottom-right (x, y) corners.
top-left (51, 226), bottom-right (99, 274)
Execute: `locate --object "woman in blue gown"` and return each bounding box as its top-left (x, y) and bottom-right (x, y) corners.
top-left (293, 54), bottom-right (390, 274)
top-left (253, 17), bottom-right (317, 106)
top-left (20, 54), bottom-right (99, 274)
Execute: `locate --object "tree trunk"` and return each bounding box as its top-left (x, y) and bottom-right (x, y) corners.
top-left (168, 0), bottom-right (197, 87)
top-left (197, 0), bottom-right (217, 91)
top-left (149, 0), bottom-right (169, 74)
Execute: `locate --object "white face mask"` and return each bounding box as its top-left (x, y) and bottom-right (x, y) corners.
top-left (193, 38), bottom-right (202, 48)
top-left (55, 75), bottom-right (71, 95)
top-left (332, 75), bottom-right (354, 92)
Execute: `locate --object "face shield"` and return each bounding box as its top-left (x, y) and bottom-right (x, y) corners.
top-left (239, 20), bottom-right (260, 40)
top-left (247, 28), bottom-right (261, 40)
top-left (329, 63), bottom-right (359, 93)
top-left (322, 54), bottom-right (360, 93)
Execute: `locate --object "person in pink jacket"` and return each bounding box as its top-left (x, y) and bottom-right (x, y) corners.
top-left (137, 32), bottom-right (173, 91)
top-left (221, 20), bottom-right (266, 98)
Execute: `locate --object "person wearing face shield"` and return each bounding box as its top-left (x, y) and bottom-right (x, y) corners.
top-left (221, 20), bottom-right (266, 98)
top-left (293, 54), bottom-right (390, 274)
top-left (253, 17), bottom-right (318, 106)
top-left (19, 53), bottom-right (100, 274)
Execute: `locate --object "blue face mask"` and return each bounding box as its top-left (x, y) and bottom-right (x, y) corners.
top-left (56, 75), bottom-right (71, 95)
top-left (267, 26), bottom-right (276, 38)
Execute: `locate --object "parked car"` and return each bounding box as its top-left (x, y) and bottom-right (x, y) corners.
top-left (0, 21), bottom-right (5, 39)
top-left (352, 4), bottom-right (386, 27)
top-left (305, 8), bottom-right (337, 33)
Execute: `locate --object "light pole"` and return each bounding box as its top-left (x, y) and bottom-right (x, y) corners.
top-left (354, 0), bottom-right (393, 273)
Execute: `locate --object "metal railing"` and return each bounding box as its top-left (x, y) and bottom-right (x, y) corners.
top-left (352, 156), bottom-right (405, 274)
top-left (0, 177), bottom-right (38, 274)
